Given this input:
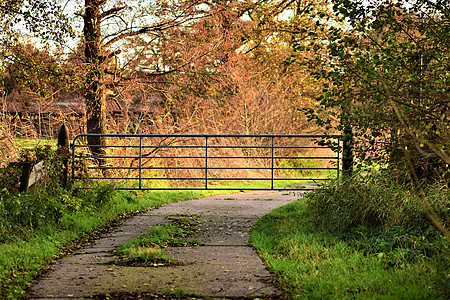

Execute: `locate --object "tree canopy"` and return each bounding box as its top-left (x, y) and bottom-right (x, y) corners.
top-left (0, 0), bottom-right (448, 186)
top-left (1, 0), bottom-right (330, 137)
top-left (303, 0), bottom-right (449, 184)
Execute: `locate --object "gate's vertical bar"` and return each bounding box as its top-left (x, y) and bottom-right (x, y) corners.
top-left (271, 136), bottom-right (274, 190)
top-left (139, 136), bottom-right (142, 190)
top-left (336, 136), bottom-right (340, 179)
top-left (205, 136), bottom-right (208, 190)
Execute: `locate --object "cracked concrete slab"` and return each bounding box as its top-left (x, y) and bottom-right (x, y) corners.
top-left (28, 190), bottom-right (298, 299)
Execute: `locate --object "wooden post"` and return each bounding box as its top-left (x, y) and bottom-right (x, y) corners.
top-left (19, 162), bottom-right (32, 193)
top-left (57, 123), bottom-right (70, 189)
top-left (18, 123), bottom-right (70, 192)
top-left (342, 103), bottom-right (354, 178)
top-left (58, 123), bottom-right (69, 148)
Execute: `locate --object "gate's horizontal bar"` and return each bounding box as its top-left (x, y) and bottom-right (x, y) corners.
top-left (74, 133), bottom-right (339, 139)
top-left (87, 166), bottom-right (337, 170)
top-left (87, 166), bottom-right (207, 170)
top-left (202, 156), bottom-right (338, 160)
top-left (73, 144), bottom-right (332, 150)
top-left (86, 176), bottom-right (333, 181)
top-left (112, 187), bottom-right (318, 191)
top-left (73, 144), bottom-right (140, 148)
top-left (79, 155), bottom-right (339, 160)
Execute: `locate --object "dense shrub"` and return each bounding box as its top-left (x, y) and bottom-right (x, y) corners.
top-left (305, 172), bottom-right (449, 263)
top-left (0, 188), bottom-right (64, 240)
top-left (306, 173), bottom-right (448, 232)
top-left (0, 145), bottom-right (104, 241)
top-left (0, 162), bottom-right (22, 193)
top-left (0, 145), bottom-right (68, 192)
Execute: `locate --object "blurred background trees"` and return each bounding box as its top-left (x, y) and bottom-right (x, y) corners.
top-left (0, 0), bottom-right (329, 139)
top-left (0, 0), bottom-right (448, 186)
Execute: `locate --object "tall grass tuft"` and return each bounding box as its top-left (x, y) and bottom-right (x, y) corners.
top-left (306, 173), bottom-right (448, 234)
top-left (304, 172), bottom-right (449, 290)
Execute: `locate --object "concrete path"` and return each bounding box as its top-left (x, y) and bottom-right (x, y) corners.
top-left (28, 190), bottom-right (298, 299)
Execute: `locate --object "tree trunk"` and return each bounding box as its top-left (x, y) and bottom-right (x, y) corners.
top-left (342, 124), bottom-right (353, 177)
top-left (342, 105), bottom-right (353, 177)
top-left (84, 0), bottom-right (107, 157)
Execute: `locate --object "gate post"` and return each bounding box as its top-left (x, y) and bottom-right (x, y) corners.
top-left (57, 123), bottom-right (70, 189)
top-left (139, 136), bottom-right (142, 189)
top-left (19, 162), bottom-right (33, 193)
top-left (342, 124), bottom-right (354, 177)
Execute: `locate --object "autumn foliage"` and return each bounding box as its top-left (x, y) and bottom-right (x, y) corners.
top-left (0, 0), bottom-right (330, 142)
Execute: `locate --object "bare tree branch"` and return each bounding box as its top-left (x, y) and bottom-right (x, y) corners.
top-left (99, 6), bottom-right (126, 19)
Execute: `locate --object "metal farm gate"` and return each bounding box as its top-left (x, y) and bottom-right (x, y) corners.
top-left (71, 133), bottom-right (341, 191)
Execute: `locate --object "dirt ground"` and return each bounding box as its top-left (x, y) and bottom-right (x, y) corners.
top-left (28, 190), bottom-right (300, 299)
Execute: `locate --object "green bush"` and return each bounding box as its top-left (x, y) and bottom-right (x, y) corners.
top-left (0, 188), bottom-right (64, 241)
top-left (306, 173), bottom-right (447, 232)
top-left (0, 144), bottom-right (93, 241)
top-left (305, 172), bottom-right (449, 263)
top-left (0, 162), bottom-right (21, 192)
top-left (0, 145), bottom-right (70, 193)
top-left (73, 183), bottom-right (117, 211)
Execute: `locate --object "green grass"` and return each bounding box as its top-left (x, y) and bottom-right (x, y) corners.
top-left (113, 218), bottom-right (200, 266)
top-left (0, 186), bottom-right (228, 299)
top-left (114, 244), bottom-right (175, 266)
top-left (251, 179), bottom-right (449, 299)
top-left (90, 177), bottom-right (333, 192)
top-left (14, 138), bottom-right (56, 149)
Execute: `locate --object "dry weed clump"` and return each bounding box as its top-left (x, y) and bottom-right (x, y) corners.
top-left (0, 113), bottom-right (19, 168)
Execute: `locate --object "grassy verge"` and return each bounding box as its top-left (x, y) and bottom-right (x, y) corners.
top-left (251, 174), bottom-right (449, 299)
top-left (89, 177), bottom-right (333, 192)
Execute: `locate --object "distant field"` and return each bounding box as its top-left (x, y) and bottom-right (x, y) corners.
top-left (14, 138), bottom-right (56, 149)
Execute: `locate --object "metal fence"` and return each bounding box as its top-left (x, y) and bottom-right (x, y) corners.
top-left (71, 133), bottom-right (341, 191)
